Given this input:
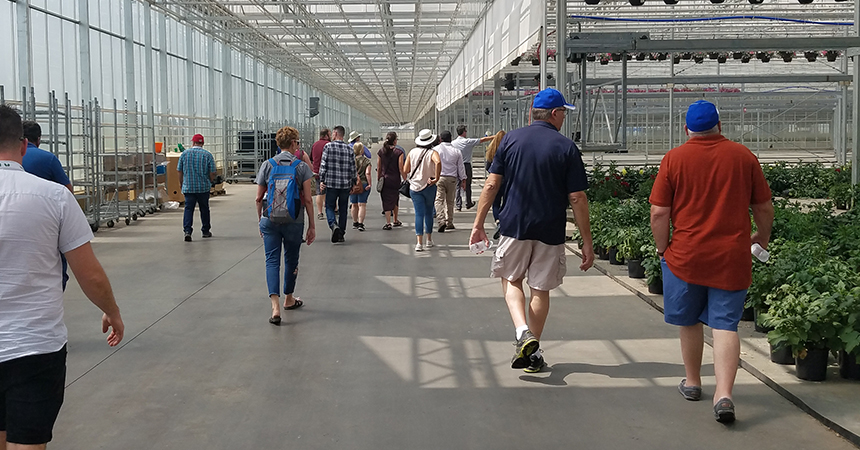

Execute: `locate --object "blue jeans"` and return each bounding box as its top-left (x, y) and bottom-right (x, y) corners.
top-left (410, 185), bottom-right (437, 235)
top-left (183, 192), bottom-right (211, 235)
top-left (325, 188), bottom-right (350, 231)
top-left (260, 218), bottom-right (303, 296)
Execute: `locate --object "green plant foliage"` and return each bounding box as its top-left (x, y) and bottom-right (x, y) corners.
top-left (761, 258), bottom-right (860, 357)
top-left (640, 242), bottom-right (662, 286)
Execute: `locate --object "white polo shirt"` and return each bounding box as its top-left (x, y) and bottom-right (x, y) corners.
top-left (451, 136), bottom-right (481, 164)
top-left (0, 160), bottom-right (93, 363)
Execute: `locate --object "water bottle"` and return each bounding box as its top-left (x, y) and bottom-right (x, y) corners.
top-left (470, 240), bottom-right (494, 254)
top-left (751, 243), bottom-right (769, 263)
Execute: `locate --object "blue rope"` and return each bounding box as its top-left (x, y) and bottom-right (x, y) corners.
top-left (568, 14), bottom-right (853, 26)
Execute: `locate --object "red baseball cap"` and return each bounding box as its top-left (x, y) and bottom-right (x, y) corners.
top-left (192, 134), bottom-right (204, 144)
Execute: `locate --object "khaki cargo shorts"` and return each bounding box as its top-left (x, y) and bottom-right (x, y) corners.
top-left (311, 174), bottom-right (321, 196)
top-left (490, 235), bottom-right (566, 291)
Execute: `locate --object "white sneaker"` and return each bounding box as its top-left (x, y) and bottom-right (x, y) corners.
top-left (425, 240), bottom-right (434, 248)
top-left (415, 243), bottom-right (424, 252)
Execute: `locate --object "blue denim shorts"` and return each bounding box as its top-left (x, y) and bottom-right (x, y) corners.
top-left (349, 185), bottom-right (370, 204)
top-left (661, 260), bottom-right (747, 332)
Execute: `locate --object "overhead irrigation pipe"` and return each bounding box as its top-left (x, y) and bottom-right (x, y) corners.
top-left (568, 15), bottom-right (853, 27)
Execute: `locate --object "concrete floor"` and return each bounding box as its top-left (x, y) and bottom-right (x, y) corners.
top-left (54, 183), bottom-right (857, 449)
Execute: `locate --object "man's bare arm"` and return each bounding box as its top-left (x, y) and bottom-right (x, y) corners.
top-left (569, 191), bottom-right (594, 271)
top-left (64, 243), bottom-right (124, 346)
top-left (650, 205), bottom-right (672, 255)
top-left (751, 200), bottom-right (774, 249)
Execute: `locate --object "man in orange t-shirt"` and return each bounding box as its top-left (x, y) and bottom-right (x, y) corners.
top-left (650, 100), bottom-right (773, 424)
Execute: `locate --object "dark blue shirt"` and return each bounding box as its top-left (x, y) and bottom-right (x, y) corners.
top-left (22, 143), bottom-right (70, 186)
top-left (489, 120), bottom-right (588, 245)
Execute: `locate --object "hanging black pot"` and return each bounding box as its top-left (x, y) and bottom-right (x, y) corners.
top-left (627, 259), bottom-right (646, 278)
top-left (608, 247), bottom-right (625, 265)
top-left (596, 246), bottom-right (610, 260)
top-left (753, 308), bottom-right (774, 334)
top-left (770, 342), bottom-right (794, 365)
top-left (648, 279), bottom-right (663, 295)
top-left (795, 346), bottom-right (829, 381)
top-left (839, 350), bottom-right (860, 380)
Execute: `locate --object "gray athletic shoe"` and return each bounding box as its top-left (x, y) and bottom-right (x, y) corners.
top-left (678, 379), bottom-right (702, 401)
top-left (511, 330), bottom-right (539, 369)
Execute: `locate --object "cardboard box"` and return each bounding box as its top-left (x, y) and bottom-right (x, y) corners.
top-left (165, 153), bottom-right (184, 202)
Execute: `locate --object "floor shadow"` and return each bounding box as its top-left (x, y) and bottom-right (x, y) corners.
top-left (520, 361), bottom-right (715, 386)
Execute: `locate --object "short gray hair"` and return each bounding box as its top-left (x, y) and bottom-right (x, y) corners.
top-left (688, 124), bottom-right (719, 136)
top-left (532, 107), bottom-right (555, 121)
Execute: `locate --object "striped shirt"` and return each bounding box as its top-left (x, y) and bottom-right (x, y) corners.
top-left (320, 140), bottom-right (357, 190)
top-left (177, 146), bottom-right (216, 194)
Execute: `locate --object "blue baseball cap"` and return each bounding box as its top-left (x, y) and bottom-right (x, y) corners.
top-left (686, 100), bottom-right (720, 132)
top-left (533, 88), bottom-right (576, 110)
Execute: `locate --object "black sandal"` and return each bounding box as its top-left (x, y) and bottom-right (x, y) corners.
top-left (283, 298), bottom-right (304, 310)
top-left (269, 316), bottom-right (281, 325)
top-left (393, 221), bottom-right (402, 227)
top-left (383, 223), bottom-right (392, 230)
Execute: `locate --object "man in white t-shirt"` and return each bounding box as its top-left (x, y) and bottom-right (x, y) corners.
top-left (451, 125), bottom-right (493, 210)
top-left (0, 105), bottom-right (124, 449)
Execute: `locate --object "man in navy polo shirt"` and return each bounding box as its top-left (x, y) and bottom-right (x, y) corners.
top-left (22, 121), bottom-right (73, 291)
top-left (469, 88), bottom-right (595, 373)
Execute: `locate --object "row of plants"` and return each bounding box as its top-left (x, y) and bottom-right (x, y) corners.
top-left (581, 164), bottom-right (860, 381)
top-left (587, 161), bottom-right (857, 209)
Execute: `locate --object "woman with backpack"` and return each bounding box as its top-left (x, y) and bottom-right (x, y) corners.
top-left (403, 129), bottom-right (442, 252)
top-left (255, 126), bottom-right (316, 325)
top-left (350, 142), bottom-right (372, 231)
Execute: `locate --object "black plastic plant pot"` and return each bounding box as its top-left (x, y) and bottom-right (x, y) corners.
top-left (627, 259), bottom-right (646, 278)
top-left (596, 246), bottom-right (610, 260)
top-left (753, 308), bottom-right (774, 333)
top-left (741, 306), bottom-right (754, 322)
top-left (839, 350), bottom-right (860, 380)
top-left (648, 279), bottom-right (663, 295)
top-left (608, 247), bottom-right (625, 265)
top-left (795, 347), bottom-right (829, 381)
top-left (770, 342), bottom-right (795, 365)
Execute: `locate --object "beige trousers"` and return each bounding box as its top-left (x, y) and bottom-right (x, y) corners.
top-left (434, 176), bottom-right (458, 226)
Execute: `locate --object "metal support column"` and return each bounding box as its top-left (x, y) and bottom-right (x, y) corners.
top-left (158, 13), bottom-right (169, 115)
top-left (556, 0), bottom-right (568, 138)
top-left (668, 83), bottom-right (675, 150)
top-left (540, 24), bottom-right (548, 89)
top-left (124, 0), bottom-right (136, 107)
top-left (16, 0), bottom-right (32, 92)
top-left (186, 28), bottom-right (195, 118)
top-left (79, 0), bottom-right (92, 101)
top-left (493, 77), bottom-right (501, 133)
top-left (621, 55), bottom-right (628, 148)
top-left (580, 58), bottom-right (587, 146)
top-left (853, 0), bottom-right (860, 184)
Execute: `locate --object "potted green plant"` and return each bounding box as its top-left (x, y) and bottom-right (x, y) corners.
top-left (762, 259), bottom-right (858, 381)
top-left (618, 226), bottom-right (650, 278)
top-left (640, 243), bottom-right (662, 295)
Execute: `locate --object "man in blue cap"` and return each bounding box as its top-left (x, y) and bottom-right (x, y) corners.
top-left (469, 88), bottom-right (595, 373)
top-left (650, 100), bottom-right (773, 423)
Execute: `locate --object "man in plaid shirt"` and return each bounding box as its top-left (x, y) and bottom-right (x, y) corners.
top-left (319, 125), bottom-right (357, 243)
top-left (177, 134), bottom-right (216, 241)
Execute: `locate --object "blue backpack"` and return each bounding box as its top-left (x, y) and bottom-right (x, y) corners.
top-left (266, 158), bottom-right (302, 223)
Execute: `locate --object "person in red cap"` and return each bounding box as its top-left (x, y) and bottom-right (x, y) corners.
top-left (177, 134), bottom-right (217, 241)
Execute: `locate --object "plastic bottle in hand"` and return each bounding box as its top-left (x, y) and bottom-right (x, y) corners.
top-left (470, 240), bottom-right (494, 254)
top-left (751, 243), bottom-right (769, 263)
